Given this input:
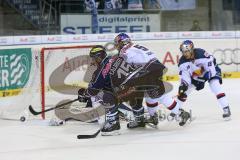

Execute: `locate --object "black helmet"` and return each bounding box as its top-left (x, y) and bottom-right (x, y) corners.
top-left (89, 45), bottom-right (107, 65)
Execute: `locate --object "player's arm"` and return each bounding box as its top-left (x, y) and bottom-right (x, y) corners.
top-left (77, 67), bottom-right (105, 102)
top-left (178, 63), bottom-right (192, 101)
top-left (196, 50), bottom-right (216, 81)
top-left (189, 63), bottom-right (207, 90)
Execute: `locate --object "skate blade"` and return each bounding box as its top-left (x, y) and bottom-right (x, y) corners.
top-left (146, 123), bottom-right (158, 129)
top-left (223, 116), bottom-right (231, 121)
top-left (179, 116), bottom-right (196, 126)
top-left (101, 130), bottom-right (121, 136)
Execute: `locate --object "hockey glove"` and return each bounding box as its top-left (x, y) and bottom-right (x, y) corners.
top-left (78, 88), bottom-right (86, 96)
top-left (191, 79), bottom-right (205, 91)
top-left (178, 82), bottom-right (188, 102)
top-left (78, 88), bottom-right (88, 102)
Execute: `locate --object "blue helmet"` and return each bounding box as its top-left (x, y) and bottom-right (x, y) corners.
top-left (114, 33), bottom-right (132, 51)
top-left (180, 40), bottom-right (194, 53)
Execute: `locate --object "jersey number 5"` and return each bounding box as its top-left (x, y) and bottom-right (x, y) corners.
top-left (134, 45), bottom-right (148, 51)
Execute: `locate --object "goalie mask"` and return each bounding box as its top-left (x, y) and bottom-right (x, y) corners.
top-left (114, 33), bottom-right (132, 51)
top-left (89, 45), bottom-right (107, 66)
top-left (180, 40), bottom-right (194, 59)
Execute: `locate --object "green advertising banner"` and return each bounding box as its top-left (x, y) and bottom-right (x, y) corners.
top-left (0, 48), bottom-right (32, 92)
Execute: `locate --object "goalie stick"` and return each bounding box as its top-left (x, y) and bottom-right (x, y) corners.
top-left (29, 98), bottom-right (79, 116)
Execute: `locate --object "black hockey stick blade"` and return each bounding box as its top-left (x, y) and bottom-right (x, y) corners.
top-left (77, 129), bottom-right (100, 139)
top-left (29, 105), bottom-right (40, 115)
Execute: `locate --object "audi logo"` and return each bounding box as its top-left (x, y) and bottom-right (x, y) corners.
top-left (213, 48), bottom-right (240, 65)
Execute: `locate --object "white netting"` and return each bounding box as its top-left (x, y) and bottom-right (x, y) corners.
top-left (41, 46), bottom-right (95, 119)
top-left (0, 45), bottom-right (95, 121)
top-left (0, 49), bottom-right (41, 120)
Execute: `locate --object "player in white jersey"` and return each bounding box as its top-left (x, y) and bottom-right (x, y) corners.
top-left (77, 45), bottom-right (144, 135)
top-left (177, 40), bottom-right (231, 120)
top-left (113, 33), bottom-right (191, 128)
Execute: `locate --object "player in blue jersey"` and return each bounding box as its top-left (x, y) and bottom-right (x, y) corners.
top-left (177, 40), bottom-right (231, 120)
top-left (78, 45), bottom-right (146, 136)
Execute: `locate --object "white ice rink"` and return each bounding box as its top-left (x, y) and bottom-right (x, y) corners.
top-left (0, 79), bottom-right (239, 160)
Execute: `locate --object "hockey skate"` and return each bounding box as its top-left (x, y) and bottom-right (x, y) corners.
top-left (145, 113), bottom-right (159, 128)
top-left (178, 109), bottom-right (191, 126)
top-left (127, 106), bottom-right (146, 129)
top-left (127, 116), bottom-right (146, 129)
top-left (101, 120), bottom-right (121, 136)
top-left (101, 105), bottom-right (121, 136)
top-left (222, 106), bottom-right (231, 121)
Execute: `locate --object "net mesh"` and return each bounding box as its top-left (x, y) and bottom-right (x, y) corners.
top-left (0, 45), bottom-right (95, 120)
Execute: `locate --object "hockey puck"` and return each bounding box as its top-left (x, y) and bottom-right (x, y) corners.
top-left (20, 116), bottom-right (26, 122)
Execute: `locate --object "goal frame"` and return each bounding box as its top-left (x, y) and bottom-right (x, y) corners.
top-left (40, 45), bottom-right (94, 119)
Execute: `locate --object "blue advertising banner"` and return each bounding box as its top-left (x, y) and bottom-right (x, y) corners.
top-left (61, 14), bottom-right (161, 34)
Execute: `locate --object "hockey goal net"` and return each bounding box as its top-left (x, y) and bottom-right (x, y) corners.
top-left (40, 45), bottom-right (96, 119)
top-left (0, 45), bottom-right (95, 120)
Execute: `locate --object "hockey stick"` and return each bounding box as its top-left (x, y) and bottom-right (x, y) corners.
top-left (77, 129), bottom-right (101, 139)
top-left (29, 98), bottom-right (79, 116)
top-left (76, 119), bottom-right (160, 139)
top-left (76, 104), bottom-right (133, 139)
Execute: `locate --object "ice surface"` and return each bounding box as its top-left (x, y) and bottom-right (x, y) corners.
top-left (0, 79), bottom-right (239, 160)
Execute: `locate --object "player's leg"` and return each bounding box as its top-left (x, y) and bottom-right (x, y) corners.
top-left (145, 98), bottom-right (159, 126)
top-left (146, 75), bottom-right (193, 126)
top-left (88, 91), bottom-right (121, 135)
top-left (127, 96), bottom-right (146, 129)
top-left (146, 93), bottom-right (191, 126)
top-left (101, 104), bottom-right (121, 136)
top-left (209, 79), bottom-right (231, 119)
top-left (88, 96), bottom-right (132, 122)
